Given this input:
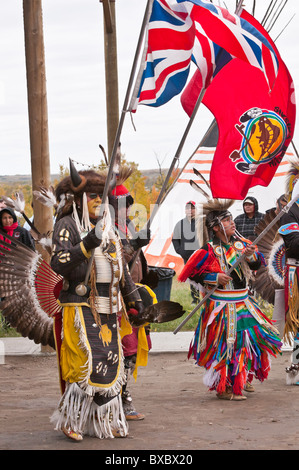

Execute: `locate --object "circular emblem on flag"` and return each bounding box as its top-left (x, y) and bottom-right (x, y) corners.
top-left (230, 107), bottom-right (288, 175)
top-left (241, 110), bottom-right (287, 165)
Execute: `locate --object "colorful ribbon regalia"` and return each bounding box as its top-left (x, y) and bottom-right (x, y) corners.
top-left (178, 175), bottom-right (282, 398)
top-left (180, 239), bottom-right (282, 396)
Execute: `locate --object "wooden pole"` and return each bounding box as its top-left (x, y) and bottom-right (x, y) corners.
top-left (23, 0), bottom-right (53, 263)
top-left (23, 0), bottom-right (54, 353)
top-left (100, 0), bottom-right (119, 160)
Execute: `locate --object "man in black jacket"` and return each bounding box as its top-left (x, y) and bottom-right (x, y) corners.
top-left (234, 196), bottom-right (264, 241)
top-left (172, 201), bottom-right (199, 303)
top-left (172, 201), bottom-right (199, 262)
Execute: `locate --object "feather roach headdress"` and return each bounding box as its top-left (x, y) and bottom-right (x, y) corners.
top-left (285, 156), bottom-right (299, 201)
top-left (251, 208), bottom-right (285, 305)
top-left (189, 168), bottom-right (234, 246)
top-left (56, 164), bottom-right (106, 212)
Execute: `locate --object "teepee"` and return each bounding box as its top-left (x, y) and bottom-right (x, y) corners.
top-left (144, 123), bottom-right (218, 275)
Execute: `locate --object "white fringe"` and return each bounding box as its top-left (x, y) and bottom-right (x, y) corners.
top-left (100, 199), bottom-right (113, 247)
top-left (50, 383), bottom-right (128, 438)
top-left (286, 370), bottom-right (299, 385)
top-left (72, 195), bottom-right (91, 236)
top-left (203, 361), bottom-right (220, 389)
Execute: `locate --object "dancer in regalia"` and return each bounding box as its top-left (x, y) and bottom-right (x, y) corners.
top-left (178, 196), bottom-right (282, 400)
top-left (252, 159), bottom-right (299, 385)
top-left (109, 166), bottom-right (156, 420)
top-left (279, 160), bottom-right (299, 385)
top-left (0, 162), bottom-right (184, 441)
top-left (50, 162), bottom-right (146, 440)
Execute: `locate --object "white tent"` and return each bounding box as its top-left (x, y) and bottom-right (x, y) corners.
top-left (144, 124), bottom-right (293, 276)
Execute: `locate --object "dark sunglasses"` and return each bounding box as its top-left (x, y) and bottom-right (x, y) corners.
top-left (87, 193), bottom-right (101, 200)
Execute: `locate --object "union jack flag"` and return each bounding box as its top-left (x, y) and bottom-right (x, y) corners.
top-left (129, 0), bottom-right (279, 112)
top-left (129, 0), bottom-right (196, 112)
top-left (187, 0), bottom-right (279, 89)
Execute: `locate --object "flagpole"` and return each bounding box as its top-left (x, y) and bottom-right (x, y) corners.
top-left (98, 0), bottom-right (154, 203)
top-left (130, 87), bottom-right (206, 269)
top-left (173, 183), bottom-right (299, 334)
top-left (82, 0), bottom-right (154, 288)
top-left (150, 87), bottom-right (206, 224)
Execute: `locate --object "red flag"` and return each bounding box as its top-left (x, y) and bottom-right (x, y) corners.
top-left (206, 59), bottom-right (295, 199)
top-left (181, 11), bottom-right (296, 199)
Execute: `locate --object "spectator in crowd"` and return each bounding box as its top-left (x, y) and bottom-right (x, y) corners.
top-left (0, 207), bottom-right (35, 250)
top-left (234, 196), bottom-right (264, 241)
top-left (172, 201), bottom-right (200, 303)
top-left (172, 201), bottom-right (199, 262)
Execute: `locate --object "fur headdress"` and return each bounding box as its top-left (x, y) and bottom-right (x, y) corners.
top-left (56, 164), bottom-right (106, 200)
top-left (55, 161), bottom-right (106, 220)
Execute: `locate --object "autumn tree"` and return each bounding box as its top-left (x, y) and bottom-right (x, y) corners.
top-left (0, 182), bottom-right (34, 224)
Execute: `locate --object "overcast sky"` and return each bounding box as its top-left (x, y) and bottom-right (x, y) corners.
top-left (0, 0), bottom-right (298, 177)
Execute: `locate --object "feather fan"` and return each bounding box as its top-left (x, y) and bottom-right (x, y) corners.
top-left (1, 192), bottom-right (26, 214)
top-left (251, 208), bottom-right (285, 304)
top-left (33, 186), bottom-right (57, 209)
top-left (128, 300), bottom-right (185, 327)
top-left (0, 229), bottom-right (62, 347)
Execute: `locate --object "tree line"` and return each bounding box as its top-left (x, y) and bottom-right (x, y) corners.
top-left (0, 159), bottom-right (179, 229)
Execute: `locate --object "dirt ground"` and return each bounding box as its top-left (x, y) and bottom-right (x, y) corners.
top-left (0, 350), bottom-right (298, 452)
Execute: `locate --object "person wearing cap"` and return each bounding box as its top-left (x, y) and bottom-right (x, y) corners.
top-left (109, 169), bottom-right (155, 421)
top-left (172, 201), bottom-right (200, 303)
top-left (234, 196), bottom-right (264, 242)
top-left (172, 201), bottom-right (198, 263)
top-left (178, 198), bottom-right (282, 401)
top-left (50, 163), bottom-right (145, 441)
